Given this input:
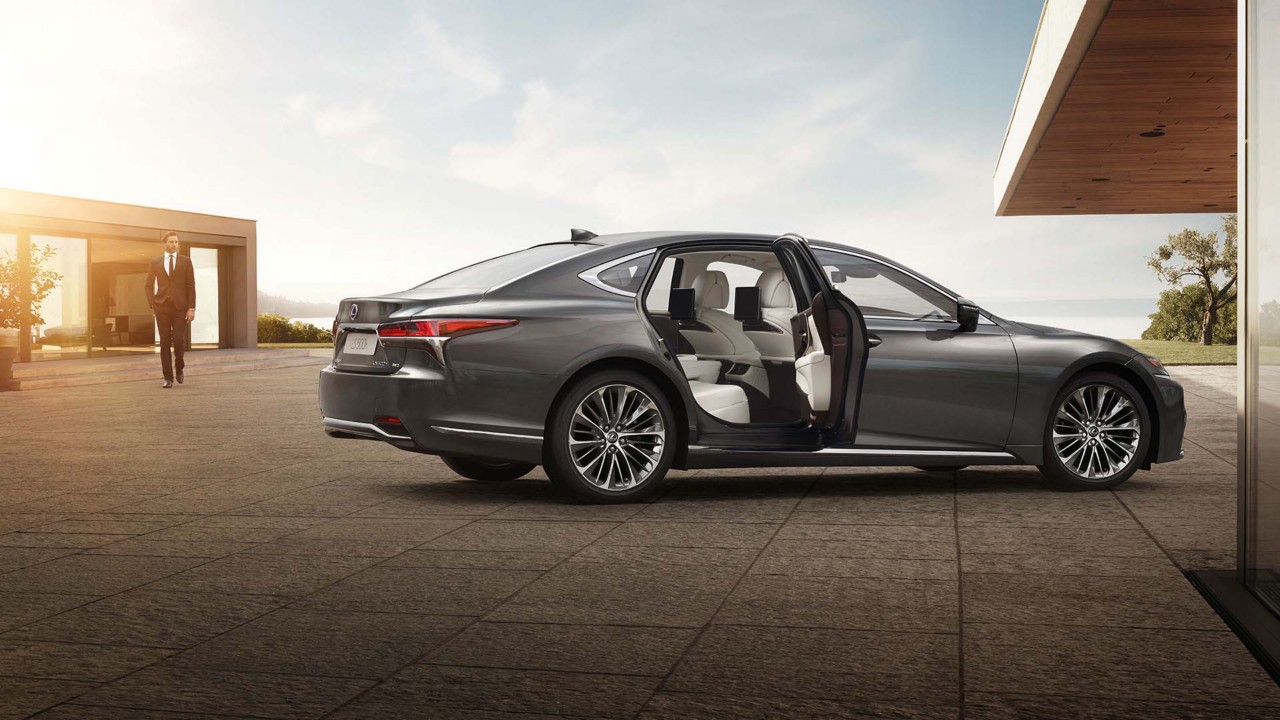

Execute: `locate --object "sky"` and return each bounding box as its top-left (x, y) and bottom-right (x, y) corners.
top-left (0, 0), bottom-right (1227, 312)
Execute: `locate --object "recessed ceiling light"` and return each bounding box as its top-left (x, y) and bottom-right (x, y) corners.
top-left (1140, 130), bottom-right (1165, 138)
top-left (1091, 177), bottom-right (1110, 182)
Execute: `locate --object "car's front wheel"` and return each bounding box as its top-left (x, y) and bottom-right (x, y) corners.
top-left (441, 455), bottom-right (535, 482)
top-left (1038, 372), bottom-right (1150, 490)
top-left (545, 370), bottom-right (676, 503)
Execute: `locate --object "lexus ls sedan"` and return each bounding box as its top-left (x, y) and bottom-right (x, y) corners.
top-left (319, 231), bottom-right (1185, 503)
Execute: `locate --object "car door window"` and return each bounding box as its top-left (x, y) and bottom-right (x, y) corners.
top-left (813, 249), bottom-right (954, 321)
top-left (594, 253), bottom-right (655, 294)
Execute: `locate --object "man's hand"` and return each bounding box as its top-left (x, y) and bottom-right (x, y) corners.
top-left (185, 308), bottom-right (195, 323)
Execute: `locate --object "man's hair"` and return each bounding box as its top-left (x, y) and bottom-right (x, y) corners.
top-left (160, 231), bottom-right (178, 243)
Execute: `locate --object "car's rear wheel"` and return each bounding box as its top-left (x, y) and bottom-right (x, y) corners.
top-left (546, 370), bottom-right (676, 503)
top-left (441, 455), bottom-right (535, 482)
top-left (1038, 372), bottom-right (1150, 490)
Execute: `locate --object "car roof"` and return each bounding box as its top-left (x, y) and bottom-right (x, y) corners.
top-left (580, 230), bottom-right (879, 261)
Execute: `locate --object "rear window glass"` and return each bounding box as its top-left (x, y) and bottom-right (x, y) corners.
top-left (415, 244), bottom-right (591, 291)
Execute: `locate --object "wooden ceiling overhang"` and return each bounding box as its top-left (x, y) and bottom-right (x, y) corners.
top-left (995, 0), bottom-right (1236, 216)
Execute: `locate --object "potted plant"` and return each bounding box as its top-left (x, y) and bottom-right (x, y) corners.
top-left (0, 242), bottom-right (62, 389)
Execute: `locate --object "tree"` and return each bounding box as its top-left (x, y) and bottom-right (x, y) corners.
top-left (0, 243), bottom-right (63, 333)
top-left (1142, 284), bottom-right (1237, 344)
top-left (1146, 214), bottom-right (1237, 345)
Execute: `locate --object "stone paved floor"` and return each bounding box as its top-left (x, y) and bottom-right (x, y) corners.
top-left (0, 362), bottom-right (1271, 719)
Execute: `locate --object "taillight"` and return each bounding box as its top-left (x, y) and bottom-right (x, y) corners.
top-left (377, 318), bottom-right (518, 338)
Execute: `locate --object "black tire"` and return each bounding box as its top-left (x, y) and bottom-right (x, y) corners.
top-left (441, 455), bottom-right (535, 482)
top-left (545, 369), bottom-right (677, 504)
top-left (914, 466), bottom-right (967, 472)
top-left (1037, 371), bottom-right (1151, 490)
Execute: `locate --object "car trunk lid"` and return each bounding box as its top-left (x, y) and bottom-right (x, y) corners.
top-left (331, 290), bottom-right (484, 374)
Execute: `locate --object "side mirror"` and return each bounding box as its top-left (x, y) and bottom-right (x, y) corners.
top-left (669, 288), bottom-right (696, 322)
top-left (734, 287), bottom-right (762, 323)
top-left (956, 299), bottom-right (980, 333)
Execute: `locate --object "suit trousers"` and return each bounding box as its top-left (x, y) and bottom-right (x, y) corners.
top-left (154, 302), bottom-right (187, 381)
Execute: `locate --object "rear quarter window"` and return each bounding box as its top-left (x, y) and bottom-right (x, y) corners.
top-left (415, 244), bottom-right (591, 291)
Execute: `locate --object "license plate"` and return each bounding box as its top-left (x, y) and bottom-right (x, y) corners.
top-left (342, 333), bottom-right (378, 356)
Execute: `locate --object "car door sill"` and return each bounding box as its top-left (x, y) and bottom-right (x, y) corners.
top-left (683, 445), bottom-right (1018, 469)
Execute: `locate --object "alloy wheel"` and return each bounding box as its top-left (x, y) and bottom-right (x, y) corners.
top-left (568, 383), bottom-right (666, 491)
top-left (1051, 383), bottom-right (1141, 480)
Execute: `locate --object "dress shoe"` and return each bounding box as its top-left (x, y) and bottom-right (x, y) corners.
top-left (162, 380), bottom-right (173, 389)
top-left (177, 372), bottom-right (184, 384)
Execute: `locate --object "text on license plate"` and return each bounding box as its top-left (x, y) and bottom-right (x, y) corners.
top-left (343, 333), bottom-right (378, 356)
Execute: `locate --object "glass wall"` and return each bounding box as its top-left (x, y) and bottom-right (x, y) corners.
top-left (30, 235), bottom-right (88, 361)
top-left (189, 247), bottom-right (220, 347)
top-left (1247, 0), bottom-right (1280, 610)
top-left (89, 237), bottom-right (157, 356)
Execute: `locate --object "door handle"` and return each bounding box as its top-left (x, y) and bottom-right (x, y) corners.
top-left (868, 333), bottom-right (882, 348)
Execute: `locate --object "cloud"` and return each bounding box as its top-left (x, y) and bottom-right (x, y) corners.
top-left (448, 69), bottom-right (894, 224)
top-left (412, 14), bottom-right (502, 99)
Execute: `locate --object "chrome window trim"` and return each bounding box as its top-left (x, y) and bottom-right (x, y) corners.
top-left (813, 247), bottom-right (996, 325)
top-left (431, 425), bottom-right (544, 442)
top-left (576, 248), bottom-right (658, 297)
top-left (465, 244), bottom-right (598, 293)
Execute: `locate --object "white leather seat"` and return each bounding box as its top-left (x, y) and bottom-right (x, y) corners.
top-left (677, 354), bottom-right (720, 384)
top-left (687, 381), bottom-right (750, 424)
top-left (746, 269), bottom-right (796, 362)
top-left (684, 271), bottom-right (764, 367)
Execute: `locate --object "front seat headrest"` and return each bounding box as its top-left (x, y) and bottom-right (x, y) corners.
top-left (756, 269), bottom-right (794, 309)
top-left (691, 270), bottom-right (730, 310)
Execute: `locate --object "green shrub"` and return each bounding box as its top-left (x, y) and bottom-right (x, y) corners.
top-left (258, 313), bottom-right (333, 344)
top-left (1142, 285), bottom-right (1237, 345)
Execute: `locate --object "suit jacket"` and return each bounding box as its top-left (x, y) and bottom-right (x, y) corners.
top-left (146, 254), bottom-right (197, 311)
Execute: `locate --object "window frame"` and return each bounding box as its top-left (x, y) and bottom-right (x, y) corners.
top-left (578, 248), bottom-right (658, 297)
top-left (812, 246), bottom-right (993, 325)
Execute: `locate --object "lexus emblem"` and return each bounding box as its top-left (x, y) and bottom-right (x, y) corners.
top-left (349, 304), bottom-right (359, 321)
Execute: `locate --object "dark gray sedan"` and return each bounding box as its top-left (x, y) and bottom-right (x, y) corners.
top-left (319, 231), bottom-right (1185, 502)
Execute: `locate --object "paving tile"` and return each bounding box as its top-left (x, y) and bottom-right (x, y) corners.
top-left (0, 547), bottom-right (78, 573)
top-left (965, 623), bottom-right (1280, 705)
top-left (639, 692), bottom-right (959, 719)
top-left (296, 566), bottom-right (541, 615)
top-left (0, 592), bottom-right (98, 633)
top-left (665, 625), bottom-right (958, 706)
top-left (384, 549), bottom-right (568, 571)
top-left (569, 544), bottom-right (759, 568)
top-left (288, 516), bottom-right (472, 541)
top-left (487, 561), bottom-right (744, 627)
top-left (595, 521), bottom-right (778, 549)
top-left (424, 520), bottom-right (617, 553)
top-left (964, 573), bottom-right (1225, 630)
top-left (144, 554), bottom-right (377, 596)
top-left (0, 677), bottom-right (97, 720)
top-left (965, 692), bottom-right (1280, 719)
top-left (488, 498), bottom-right (648, 521)
top-left (0, 554), bottom-right (205, 595)
top-left (751, 554), bottom-right (958, 580)
top-left (957, 526), bottom-right (1163, 558)
top-left (170, 609), bottom-right (467, 678)
top-left (84, 538), bottom-right (258, 558)
top-left (4, 589), bottom-right (286, 648)
top-left (0, 640), bottom-right (174, 682)
top-left (32, 705), bottom-right (267, 719)
top-left (961, 553), bottom-right (1184, 578)
top-left (240, 537), bottom-right (423, 557)
top-left (334, 664), bottom-right (658, 719)
top-left (73, 666), bottom-right (373, 719)
top-left (715, 574), bottom-right (958, 631)
top-left (0, 533), bottom-right (126, 549)
top-left (425, 622), bottom-right (697, 676)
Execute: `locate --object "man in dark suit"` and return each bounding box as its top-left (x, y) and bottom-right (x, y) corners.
top-left (145, 231), bottom-right (197, 388)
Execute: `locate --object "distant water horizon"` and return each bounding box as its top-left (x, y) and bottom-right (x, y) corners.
top-left (291, 297), bottom-right (1159, 342)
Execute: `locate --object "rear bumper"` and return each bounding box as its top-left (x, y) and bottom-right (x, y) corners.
top-left (317, 362), bottom-right (545, 465)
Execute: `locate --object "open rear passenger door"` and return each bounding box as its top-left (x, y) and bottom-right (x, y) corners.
top-left (772, 234), bottom-right (870, 446)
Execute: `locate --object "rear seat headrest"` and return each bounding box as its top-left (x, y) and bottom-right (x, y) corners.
top-left (756, 269), bottom-right (794, 309)
top-left (691, 270), bottom-right (730, 310)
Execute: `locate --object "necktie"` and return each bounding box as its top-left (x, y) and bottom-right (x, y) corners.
top-left (168, 254), bottom-right (174, 276)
